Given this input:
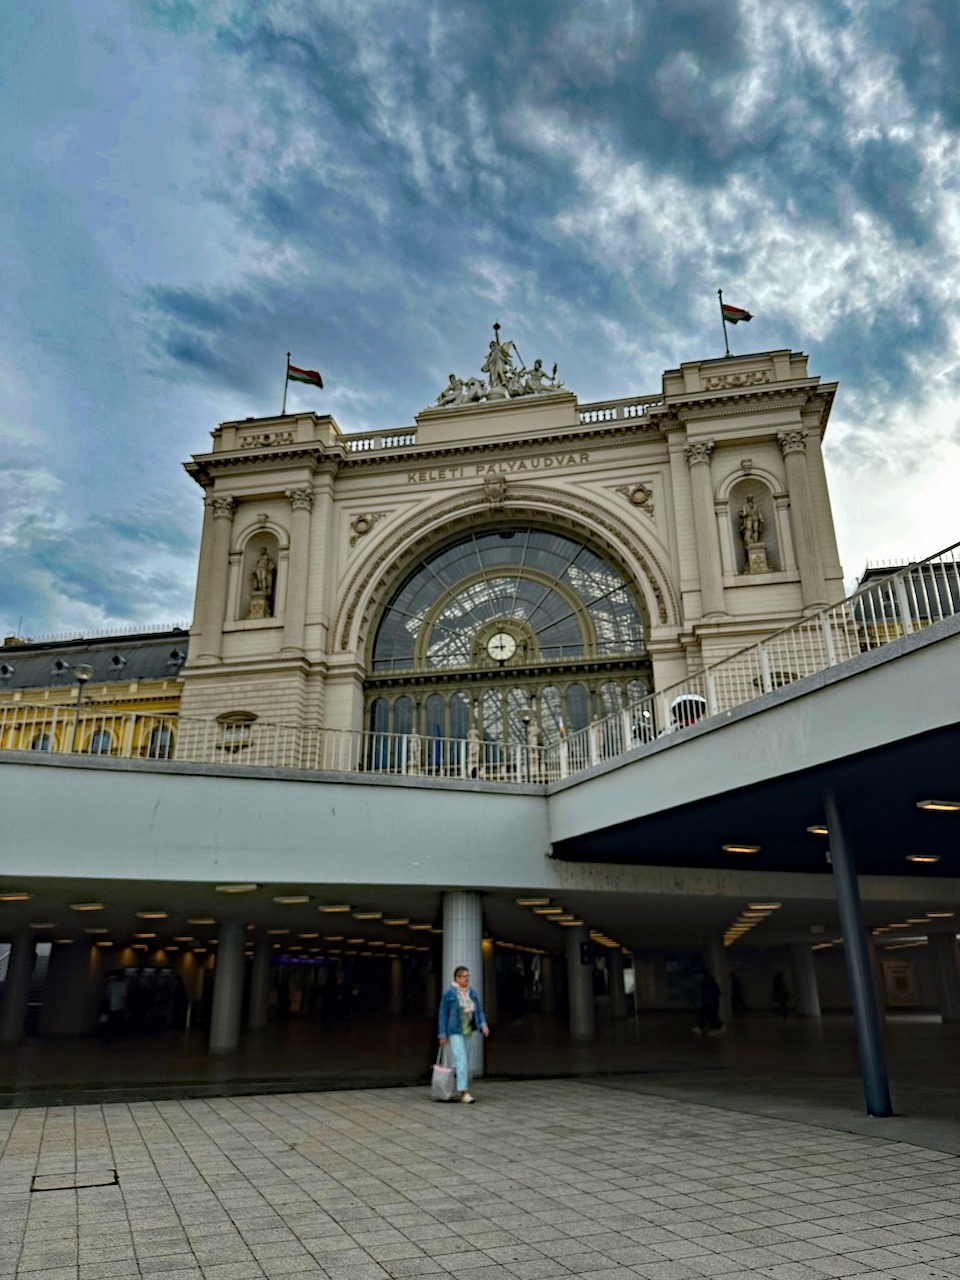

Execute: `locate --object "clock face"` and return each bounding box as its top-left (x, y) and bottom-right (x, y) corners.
top-left (486, 631), bottom-right (518, 661)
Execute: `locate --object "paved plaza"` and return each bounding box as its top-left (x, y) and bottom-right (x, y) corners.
top-left (4, 1078), bottom-right (960, 1280)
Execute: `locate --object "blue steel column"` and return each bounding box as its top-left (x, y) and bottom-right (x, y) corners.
top-left (824, 791), bottom-right (893, 1117)
top-left (442, 892), bottom-right (484, 1078)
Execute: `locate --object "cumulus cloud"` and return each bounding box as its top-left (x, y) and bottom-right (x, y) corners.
top-left (1, 0), bottom-right (958, 633)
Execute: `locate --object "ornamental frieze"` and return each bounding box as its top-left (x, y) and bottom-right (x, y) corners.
top-left (703, 370), bottom-right (772, 391)
top-left (239, 430), bottom-right (295, 448)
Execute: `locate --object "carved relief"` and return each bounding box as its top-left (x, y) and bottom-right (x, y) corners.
top-left (286, 488), bottom-right (315, 511)
top-left (777, 429), bottom-right (807, 456)
top-left (614, 483), bottom-right (655, 517)
top-left (685, 440), bottom-right (715, 467)
top-left (209, 496), bottom-right (236, 520)
top-left (703, 370), bottom-right (771, 391)
top-left (481, 475), bottom-right (508, 507)
top-left (335, 486), bottom-right (676, 652)
top-left (349, 512), bottom-right (388, 548)
top-left (239, 430), bottom-right (294, 449)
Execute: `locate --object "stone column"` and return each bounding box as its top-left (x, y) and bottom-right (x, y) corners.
top-left (705, 934), bottom-right (732, 1027)
top-left (928, 933), bottom-right (960, 1024)
top-left (194, 495), bottom-right (236, 661)
top-left (389, 957), bottom-right (403, 1016)
top-left (481, 938), bottom-right (497, 1024)
top-left (248, 941), bottom-right (271, 1030)
top-left (685, 439), bottom-right (726, 619)
top-left (566, 927), bottom-right (595, 1041)
top-left (790, 943), bottom-right (822, 1019)
top-left (540, 953), bottom-right (556, 1014)
top-left (39, 941), bottom-right (103, 1037)
top-left (282, 487), bottom-right (314, 655)
top-left (777, 430), bottom-right (828, 609)
top-left (209, 921), bottom-right (245, 1055)
top-left (0, 932), bottom-right (34, 1046)
top-left (442, 892), bottom-right (484, 1077)
top-left (607, 948), bottom-right (626, 1019)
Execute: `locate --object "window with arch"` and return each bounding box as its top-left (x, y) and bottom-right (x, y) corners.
top-left (372, 527), bottom-right (647, 673)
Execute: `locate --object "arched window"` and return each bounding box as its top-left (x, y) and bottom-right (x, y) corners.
top-left (30, 733), bottom-right (52, 752)
top-left (147, 726), bottom-right (174, 760)
top-left (86, 729), bottom-right (112, 755)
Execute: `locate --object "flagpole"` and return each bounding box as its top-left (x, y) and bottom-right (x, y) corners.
top-left (281, 352), bottom-right (290, 415)
top-left (718, 290), bottom-right (732, 358)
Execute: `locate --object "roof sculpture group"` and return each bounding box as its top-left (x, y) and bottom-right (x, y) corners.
top-left (429, 323), bottom-right (564, 410)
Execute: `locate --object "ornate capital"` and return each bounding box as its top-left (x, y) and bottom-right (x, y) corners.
top-left (777, 429), bottom-right (807, 457)
top-left (684, 439), bottom-right (715, 467)
top-left (209, 495), bottom-right (236, 520)
top-left (286, 488), bottom-right (314, 512)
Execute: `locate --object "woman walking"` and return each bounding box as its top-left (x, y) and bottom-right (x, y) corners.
top-left (438, 966), bottom-right (489, 1103)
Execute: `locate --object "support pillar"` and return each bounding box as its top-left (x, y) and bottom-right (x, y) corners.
top-left (0, 932), bottom-right (34, 1046)
top-left (194, 495), bottom-right (236, 660)
top-left (209, 922), bottom-right (245, 1055)
top-left (540, 953), bottom-right (556, 1014)
top-left (566, 927), bottom-right (595, 1041)
top-left (248, 941), bottom-right (271, 1030)
top-left (777, 431), bottom-right (827, 609)
top-left (928, 932), bottom-right (960, 1024)
top-left (442, 892), bottom-right (484, 1077)
top-left (282, 488), bottom-right (314, 654)
top-left (607, 948), bottom-right (626, 1019)
top-left (825, 791), bottom-right (892, 1116)
top-left (685, 439), bottom-right (726, 618)
top-left (790, 943), bottom-right (822, 1019)
top-left (481, 939), bottom-right (497, 1024)
top-left (389, 957), bottom-right (403, 1017)
top-left (39, 941), bottom-right (103, 1037)
top-left (706, 934), bottom-right (732, 1027)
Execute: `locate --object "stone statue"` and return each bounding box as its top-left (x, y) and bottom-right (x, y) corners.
top-left (406, 732), bottom-right (421, 774)
top-left (247, 546), bottom-right (277, 618)
top-left (436, 374), bottom-right (463, 407)
top-left (253, 548), bottom-right (276, 595)
top-left (738, 495), bottom-right (764, 547)
top-left (467, 725), bottom-right (481, 779)
top-left (526, 718), bottom-right (540, 749)
top-left (481, 325), bottom-right (515, 389)
top-left (524, 359), bottom-right (560, 395)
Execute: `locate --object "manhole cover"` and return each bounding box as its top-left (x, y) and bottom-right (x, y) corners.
top-left (31, 1170), bottom-right (118, 1192)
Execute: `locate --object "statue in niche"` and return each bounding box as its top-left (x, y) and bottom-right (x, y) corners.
top-left (247, 546), bottom-right (277, 618)
top-left (738, 494), bottom-right (770, 574)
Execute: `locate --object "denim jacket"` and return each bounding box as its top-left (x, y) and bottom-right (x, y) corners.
top-left (438, 985), bottom-right (488, 1039)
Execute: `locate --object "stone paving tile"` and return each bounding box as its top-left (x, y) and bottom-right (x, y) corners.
top-left (6, 1084), bottom-right (960, 1280)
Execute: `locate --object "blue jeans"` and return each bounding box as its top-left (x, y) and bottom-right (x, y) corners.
top-left (448, 1034), bottom-right (469, 1091)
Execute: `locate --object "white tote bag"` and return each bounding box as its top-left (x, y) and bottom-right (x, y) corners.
top-left (430, 1044), bottom-right (456, 1102)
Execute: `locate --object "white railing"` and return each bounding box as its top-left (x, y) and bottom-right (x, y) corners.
top-left (1, 544), bottom-right (957, 785)
top-left (577, 394), bottom-right (663, 425)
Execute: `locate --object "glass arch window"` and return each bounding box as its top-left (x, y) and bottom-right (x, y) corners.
top-left (372, 528), bottom-right (646, 672)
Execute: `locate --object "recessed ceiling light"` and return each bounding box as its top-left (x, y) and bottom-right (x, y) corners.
top-left (889, 923), bottom-right (911, 929)
top-left (84, 927), bottom-right (109, 935)
top-left (906, 917), bottom-right (931, 923)
top-left (215, 883), bottom-right (259, 894)
top-left (352, 911), bottom-right (383, 920)
top-left (806, 825), bottom-right (828, 836)
top-left (906, 855), bottom-right (941, 864)
top-left (319, 904), bottom-right (351, 914)
top-left (748, 903), bottom-right (782, 910)
top-left (324, 935), bottom-right (344, 942)
top-left (266, 928), bottom-right (289, 936)
top-left (533, 907), bottom-right (564, 915)
top-left (916, 800), bottom-right (960, 812)
top-left (347, 937), bottom-right (365, 944)
top-left (516, 898), bottom-right (551, 907)
top-left (174, 935), bottom-right (194, 942)
top-left (95, 941), bottom-right (114, 949)
top-left (54, 938), bottom-right (73, 945)
top-left (273, 895), bottom-right (311, 905)
top-left (29, 922), bottom-right (55, 929)
top-left (408, 923), bottom-right (432, 931)
top-left (132, 944), bottom-right (148, 951)
top-left (134, 932), bottom-right (156, 939)
top-left (70, 902), bottom-right (104, 912)
top-left (0, 892), bottom-right (32, 902)
top-left (298, 932), bottom-right (320, 939)
top-left (928, 911), bottom-right (955, 917)
top-left (368, 939), bottom-right (384, 947)
top-left (288, 945), bottom-right (303, 952)
top-left (557, 919), bottom-right (584, 926)
top-left (136, 911), bottom-right (168, 919)
top-left (722, 845), bottom-right (761, 855)
top-left (165, 945), bottom-right (179, 952)
top-left (383, 917), bottom-right (409, 926)
top-left (188, 918), bottom-right (216, 925)
top-left (193, 947), bottom-right (208, 954)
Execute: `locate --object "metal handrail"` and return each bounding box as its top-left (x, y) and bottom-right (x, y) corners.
top-left (2, 543), bottom-right (956, 785)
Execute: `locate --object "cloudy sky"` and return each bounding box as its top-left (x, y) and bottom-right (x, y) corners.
top-left (2, 0), bottom-right (959, 638)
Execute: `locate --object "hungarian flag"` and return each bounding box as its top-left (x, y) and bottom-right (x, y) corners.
top-left (721, 303), bottom-right (752, 324)
top-left (287, 361), bottom-right (323, 389)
